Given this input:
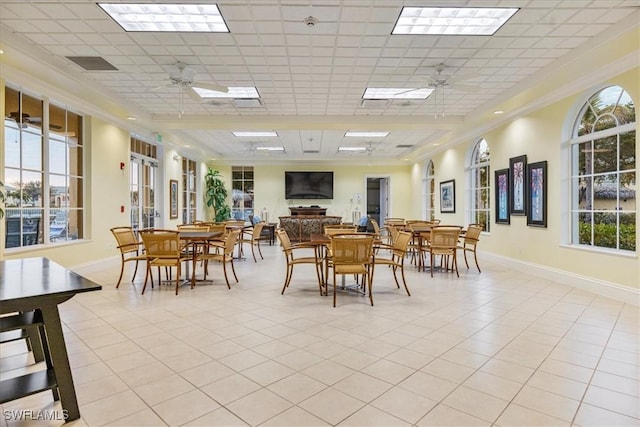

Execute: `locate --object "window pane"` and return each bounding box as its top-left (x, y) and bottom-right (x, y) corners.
top-left (68, 209), bottom-right (83, 240)
top-left (574, 176), bottom-right (593, 209)
top-left (5, 123), bottom-right (20, 168)
top-left (615, 92), bottom-right (635, 125)
top-left (578, 212), bottom-right (592, 245)
top-left (593, 174), bottom-right (617, 211)
top-left (49, 139), bottom-right (67, 174)
top-left (593, 136), bottom-right (617, 174)
top-left (620, 171), bottom-right (635, 207)
top-left (70, 146), bottom-right (83, 176)
top-left (68, 177), bottom-right (83, 209)
top-left (620, 213), bottom-right (636, 251)
top-left (590, 86), bottom-right (620, 116)
top-left (574, 141), bottom-right (592, 176)
top-left (22, 171), bottom-right (43, 207)
top-left (593, 212), bottom-right (617, 249)
top-left (22, 132), bottom-right (43, 171)
top-left (22, 94), bottom-right (43, 134)
top-left (620, 131), bottom-right (636, 171)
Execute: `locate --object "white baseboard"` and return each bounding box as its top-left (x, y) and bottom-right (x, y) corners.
top-left (70, 255), bottom-right (120, 274)
top-left (482, 252), bottom-right (639, 306)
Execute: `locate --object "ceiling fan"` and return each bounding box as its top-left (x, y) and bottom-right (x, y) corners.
top-left (152, 62), bottom-right (229, 116)
top-left (399, 63), bottom-right (481, 117)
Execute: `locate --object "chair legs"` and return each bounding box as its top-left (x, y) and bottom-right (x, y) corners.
top-left (116, 258), bottom-right (140, 288)
top-left (463, 248), bottom-right (481, 273)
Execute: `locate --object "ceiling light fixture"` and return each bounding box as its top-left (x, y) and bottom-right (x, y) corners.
top-left (255, 146), bottom-right (285, 151)
top-left (338, 146), bottom-right (367, 152)
top-left (126, 116), bottom-right (136, 120)
top-left (364, 88), bottom-right (432, 100)
top-left (98, 3), bottom-right (230, 32)
top-left (233, 131), bottom-right (278, 137)
top-left (392, 6), bottom-right (519, 35)
top-left (494, 110), bottom-right (505, 115)
top-left (193, 86), bottom-right (259, 99)
top-left (345, 131), bottom-right (389, 138)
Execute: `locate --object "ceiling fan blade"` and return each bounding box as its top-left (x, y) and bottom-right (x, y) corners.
top-left (447, 72), bottom-right (480, 84)
top-left (150, 83), bottom-right (174, 92)
top-left (450, 83), bottom-right (481, 93)
top-left (187, 87), bottom-right (203, 102)
top-left (191, 81), bottom-right (229, 93)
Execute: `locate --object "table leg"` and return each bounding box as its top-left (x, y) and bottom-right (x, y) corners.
top-left (39, 305), bottom-right (80, 421)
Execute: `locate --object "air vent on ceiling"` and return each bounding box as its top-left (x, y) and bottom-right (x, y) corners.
top-left (303, 150), bottom-right (320, 154)
top-left (361, 99), bottom-right (389, 108)
top-left (232, 98), bottom-right (262, 108)
top-left (396, 144), bottom-right (415, 148)
top-left (66, 56), bottom-right (118, 71)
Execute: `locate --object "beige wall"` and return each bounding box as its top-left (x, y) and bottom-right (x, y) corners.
top-left (419, 68), bottom-right (639, 290)
top-left (204, 163), bottom-right (416, 222)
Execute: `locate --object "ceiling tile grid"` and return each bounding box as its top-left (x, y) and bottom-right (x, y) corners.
top-left (0, 0), bottom-right (638, 161)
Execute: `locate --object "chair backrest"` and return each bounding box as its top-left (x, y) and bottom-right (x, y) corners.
top-left (208, 223), bottom-right (227, 234)
top-left (370, 218), bottom-right (381, 234)
top-left (141, 230), bottom-right (181, 258)
top-left (276, 229), bottom-right (292, 251)
top-left (177, 224), bottom-right (210, 232)
top-left (324, 225), bottom-right (358, 236)
top-left (384, 217), bottom-right (405, 227)
top-left (224, 229), bottom-right (241, 256)
top-left (330, 235), bottom-right (374, 265)
top-left (251, 222), bottom-right (265, 239)
top-left (111, 226), bottom-right (140, 254)
top-left (430, 226), bottom-right (461, 251)
top-left (393, 231), bottom-right (412, 255)
top-left (387, 223), bottom-right (400, 243)
top-left (465, 224), bottom-right (482, 243)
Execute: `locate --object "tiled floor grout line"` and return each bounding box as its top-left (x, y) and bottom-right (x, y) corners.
top-left (569, 300), bottom-right (625, 425)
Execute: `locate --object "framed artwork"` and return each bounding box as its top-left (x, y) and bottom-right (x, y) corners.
top-left (527, 161), bottom-right (547, 227)
top-left (169, 179), bottom-right (178, 219)
top-left (439, 179), bottom-right (455, 213)
top-left (495, 168), bottom-right (510, 224)
top-left (509, 155), bottom-right (527, 215)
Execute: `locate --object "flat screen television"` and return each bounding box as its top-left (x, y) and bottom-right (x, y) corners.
top-left (285, 171), bottom-right (334, 199)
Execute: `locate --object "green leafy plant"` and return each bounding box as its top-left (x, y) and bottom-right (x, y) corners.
top-left (204, 168), bottom-right (231, 222)
top-left (0, 180), bottom-right (5, 219)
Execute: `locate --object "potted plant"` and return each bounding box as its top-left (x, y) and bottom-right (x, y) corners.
top-left (204, 168), bottom-right (231, 222)
top-left (0, 180), bottom-right (5, 219)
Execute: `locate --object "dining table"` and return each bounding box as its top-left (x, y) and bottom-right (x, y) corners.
top-left (0, 257), bottom-right (102, 422)
top-left (178, 230), bottom-right (224, 287)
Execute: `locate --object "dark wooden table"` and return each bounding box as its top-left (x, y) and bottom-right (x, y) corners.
top-left (0, 257), bottom-right (102, 422)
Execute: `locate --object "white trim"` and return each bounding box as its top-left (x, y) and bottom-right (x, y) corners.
top-left (70, 255), bottom-right (120, 273)
top-left (482, 251), bottom-right (639, 306)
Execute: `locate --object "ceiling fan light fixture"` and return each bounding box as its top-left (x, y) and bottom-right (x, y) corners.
top-left (392, 7), bottom-right (519, 36)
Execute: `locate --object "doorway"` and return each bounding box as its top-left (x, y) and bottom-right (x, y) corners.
top-left (366, 176), bottom-right (389, 230)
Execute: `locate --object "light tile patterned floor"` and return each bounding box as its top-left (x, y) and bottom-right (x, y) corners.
top-left (1, 244), bottom-right (638, 426)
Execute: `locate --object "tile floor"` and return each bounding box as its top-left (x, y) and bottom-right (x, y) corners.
top-left (1, 243), bottom-right (638, 426)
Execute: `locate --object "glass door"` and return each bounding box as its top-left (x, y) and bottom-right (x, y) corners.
top-left (130, 156), bottom-right (157, 232)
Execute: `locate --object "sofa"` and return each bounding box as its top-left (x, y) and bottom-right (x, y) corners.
top-left (279, 215), bottom-right (342, 242)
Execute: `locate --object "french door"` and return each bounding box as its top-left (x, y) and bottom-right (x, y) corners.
top-left (130, 156), bottom-right (157, 232)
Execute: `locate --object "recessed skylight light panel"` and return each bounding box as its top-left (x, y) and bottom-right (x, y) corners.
top-left (392, 7), bottom-right (518, 35)
top-left (98, 3), bottom-right (229, 32)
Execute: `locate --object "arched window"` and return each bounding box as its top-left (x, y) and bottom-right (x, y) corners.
top-left (469, 139), bottom-right (490, 232)
top-left (570, 85), bottom-right (636, 252)
top-left (424, 160), bottom-right (435, 220)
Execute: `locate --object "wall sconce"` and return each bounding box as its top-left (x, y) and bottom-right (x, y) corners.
top-left (173, 154), bottom-right (181, 161)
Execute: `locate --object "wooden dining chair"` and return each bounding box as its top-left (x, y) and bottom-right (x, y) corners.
top-left (328, 234), bottom-right (374, 307)
top-left (371, 230), bottom-right (412, 296)
top-left (458, 224), bottom-right (482, 273)
top-left (197, 229), bottom-right (241, 289)
top-left (110, 226), bottom-right (147, 288)
top-left (426, 226), bottom-right (462, 277)
top-left (140, 230), bottom-right (190, 295)
top-left (240, 221), bottom-right (265, 262)
top-left (276, 229), bottom-right (324, 295)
